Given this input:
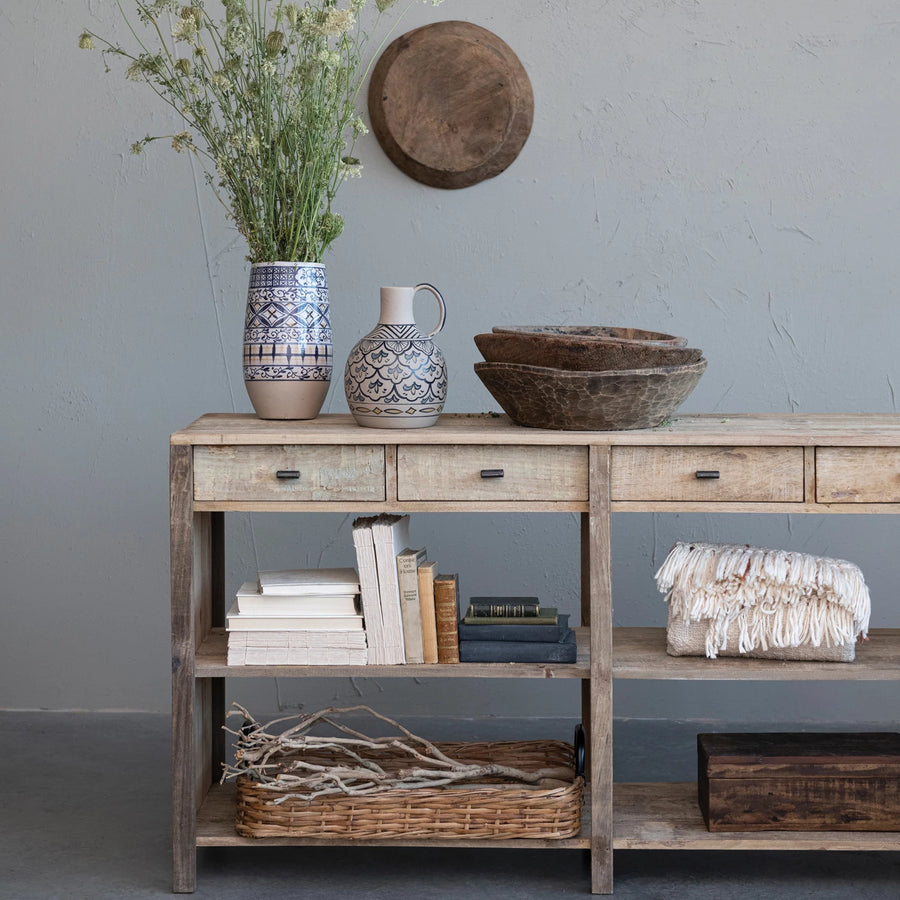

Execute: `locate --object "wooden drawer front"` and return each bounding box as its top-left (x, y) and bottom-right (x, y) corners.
top-left (193, 445), bottom-right (385, 502)
top-left (397, 445), bottom-right (588, 501)
top-left (816, 448), bottom-right (900, 503)
top-left (611, 446), bottom-right (804, 502)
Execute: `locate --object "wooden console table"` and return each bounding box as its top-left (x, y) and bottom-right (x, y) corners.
top-left (170, 412), bottom-right (900, 894)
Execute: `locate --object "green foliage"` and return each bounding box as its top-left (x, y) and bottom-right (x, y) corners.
top-left (80, 1), bottom-right (441, 262)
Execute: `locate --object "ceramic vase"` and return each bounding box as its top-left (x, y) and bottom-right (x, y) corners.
top-left (344, 284), bottom-right (447, 428)
top-left (242, 262), bottom-right (332, 420)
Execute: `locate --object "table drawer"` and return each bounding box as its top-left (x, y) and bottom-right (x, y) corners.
top-left (611, 446), bottom-right (804, 502)
top-left (193, 445), bottom-right (385, 502)
top-left (397, 445), bottom-right (588, 501)
top-left (816, 448), bottom-right (900, 503)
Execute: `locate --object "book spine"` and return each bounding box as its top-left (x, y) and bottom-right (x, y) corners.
top-left (457, 616), bottom-right (570, 643)
top-left (468, 599), bottom-right (540, 618)
top-left (396, 548), bottom-right (426, 664)
top-left (352, 516), bottom-right (384, 665)
top-left (461, 610), bottom-right (558, 627)
top-left (433, 573), bottom-right (460, 664)
top-left (418, 562), bottom-right (439, 664)
top-left (372, 515), bottom-right (409, 665)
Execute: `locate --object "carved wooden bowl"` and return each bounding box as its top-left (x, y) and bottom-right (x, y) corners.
top-left (491, 325), bottom-right (687, 347)
top-left (474, 359), bottom-right (707, 431)
top-left (475, 332), bottom-right (702, 371)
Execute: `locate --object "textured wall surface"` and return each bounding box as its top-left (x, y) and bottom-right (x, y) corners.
top-left (2, 1), bottom-right (898, 721)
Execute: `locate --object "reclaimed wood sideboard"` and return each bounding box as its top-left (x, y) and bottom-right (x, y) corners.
top-left (170, 412), bottom-right (900, 893)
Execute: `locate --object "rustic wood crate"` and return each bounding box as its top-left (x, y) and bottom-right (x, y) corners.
top-left (698, 732), bottom-right (900, 832)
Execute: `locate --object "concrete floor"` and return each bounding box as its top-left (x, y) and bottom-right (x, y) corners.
top-left (3, 712), bottom-right (899, 899)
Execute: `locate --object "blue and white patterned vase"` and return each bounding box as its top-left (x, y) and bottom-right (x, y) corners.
top-left (243, 262), bottom-right (332, 419)
top-left (344, 284), bottom-right (447, 428)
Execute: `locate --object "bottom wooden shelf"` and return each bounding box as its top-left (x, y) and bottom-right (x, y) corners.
top-left (197, 782), bottom-right (592, 849)
top-left (614, 782), bottom-right (900, 850)
top-left (197, 781), bottom-right (900, 851)
top-left (198, 782), bottom-right (900, 853)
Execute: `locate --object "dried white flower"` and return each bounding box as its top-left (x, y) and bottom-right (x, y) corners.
top-left (211, 71), bottom-right (233, 92)
top-left (172, 17), bottom-right (198, 43)
top-left (171, 131), bottom-right (192, 152)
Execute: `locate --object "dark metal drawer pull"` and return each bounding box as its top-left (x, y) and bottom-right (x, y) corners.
top-left (695, 470), bottom-right (720, 479)
top-left (480, 469), bottom-right (505, 479)
top-left (276, 470), bottom-right (301, 480)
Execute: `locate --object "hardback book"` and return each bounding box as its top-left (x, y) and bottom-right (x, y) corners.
top-left (228, 647), bottom-right (369, 665)
top-left (228, 629), bottom-right (367, 665)
top-left (457, 614), bottom-right (571, 643)
top-left (462, 607), bottom-right (559, 626)
top-left (352, 515), bottom-right (385, 664)
top-left (228, 630), bottom-right (368, 649)
top-left (257, 567), bottom-right (360, 595)
top-left (226, 603), bottom-right (364, 632)
top-left (235, 581), bottom-right (358, 616)
top-left (433, 573), bottom-right (460, 664)
top-left (371, 514), bottom-right (412, 665)
top-left (417, 561), bottom-right (439, 664)
top-left (396, 547), bottom-right (427, 664)
top-left (457, 630), bottom-right (577, 664)
top-left (468, 596), bottom-right (540, 618)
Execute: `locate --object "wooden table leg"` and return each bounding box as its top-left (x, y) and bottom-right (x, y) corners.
top-left (171, 445), bottom-right (197, 893)
top-left (588, 445), bottom-right (614, 894)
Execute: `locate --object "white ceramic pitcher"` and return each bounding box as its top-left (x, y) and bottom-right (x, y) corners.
top-left (344, 284), bottom-right (447, 428)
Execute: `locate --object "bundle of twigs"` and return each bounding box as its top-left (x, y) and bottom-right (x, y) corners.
top-left (221, 704), bottom-right (574, 804)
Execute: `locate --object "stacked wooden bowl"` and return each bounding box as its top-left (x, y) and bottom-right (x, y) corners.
top-left (474, 326), bottom-right (707, 431)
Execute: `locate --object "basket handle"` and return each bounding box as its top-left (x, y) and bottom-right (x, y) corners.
top-left (574, 723), bottom-right (585, 777)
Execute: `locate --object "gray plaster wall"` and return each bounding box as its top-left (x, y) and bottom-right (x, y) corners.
top-left (2, 1), bottom-right (898, 725)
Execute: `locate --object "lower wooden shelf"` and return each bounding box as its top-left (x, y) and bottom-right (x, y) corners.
top-left (197, 782), bottom-right (592, 849)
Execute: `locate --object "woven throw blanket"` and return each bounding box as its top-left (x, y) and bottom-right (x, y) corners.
top-left (655, 542), bottom-right (870, 659)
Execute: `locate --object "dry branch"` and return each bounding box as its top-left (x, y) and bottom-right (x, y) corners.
top-left (221, 704), bottom-right (573, 803)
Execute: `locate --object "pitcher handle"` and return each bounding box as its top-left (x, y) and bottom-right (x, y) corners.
top-left (414, 283), bottom-right (446, 338)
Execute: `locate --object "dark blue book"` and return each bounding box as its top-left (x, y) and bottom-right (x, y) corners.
top-left (458, 630), bottom-right (577, 663)
top-left (457, 614), bottom-right (570, 643)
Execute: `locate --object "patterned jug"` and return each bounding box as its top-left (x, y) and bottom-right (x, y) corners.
top-left (344, 284), bottom-right (447, 428)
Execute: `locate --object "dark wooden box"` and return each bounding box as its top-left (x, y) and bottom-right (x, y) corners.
top-left (698, 732), bottom-right (900, 832)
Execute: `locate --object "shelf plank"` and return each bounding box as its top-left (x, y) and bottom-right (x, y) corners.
top-left (172, 412), bottom-right (900, 447)
top-left (197, 782), bottom-right (591, 849)
top-left (614, 782), bottom-right (900, 850)
top-left (196, 628), bottom-right (590, 679)
top-left (198, 781), bottom-right (900, 852)
top-left (613, 628), bottom-right (900, 680)
top-left (197, 628), bottom-right (900, 681)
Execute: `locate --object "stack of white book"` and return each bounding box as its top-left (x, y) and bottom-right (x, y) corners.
top-left (226, 568), bottom-right (367, 665)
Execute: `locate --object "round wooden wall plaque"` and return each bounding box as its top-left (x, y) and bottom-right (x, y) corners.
top-left (368, 21), bottom-right (534, 190)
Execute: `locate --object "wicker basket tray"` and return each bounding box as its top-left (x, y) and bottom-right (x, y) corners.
top-left (235, 738), bottom-right (583, 840)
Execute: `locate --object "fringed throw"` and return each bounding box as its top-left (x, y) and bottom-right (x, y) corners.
top-left (655, 542), bottom-right (870, 660)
